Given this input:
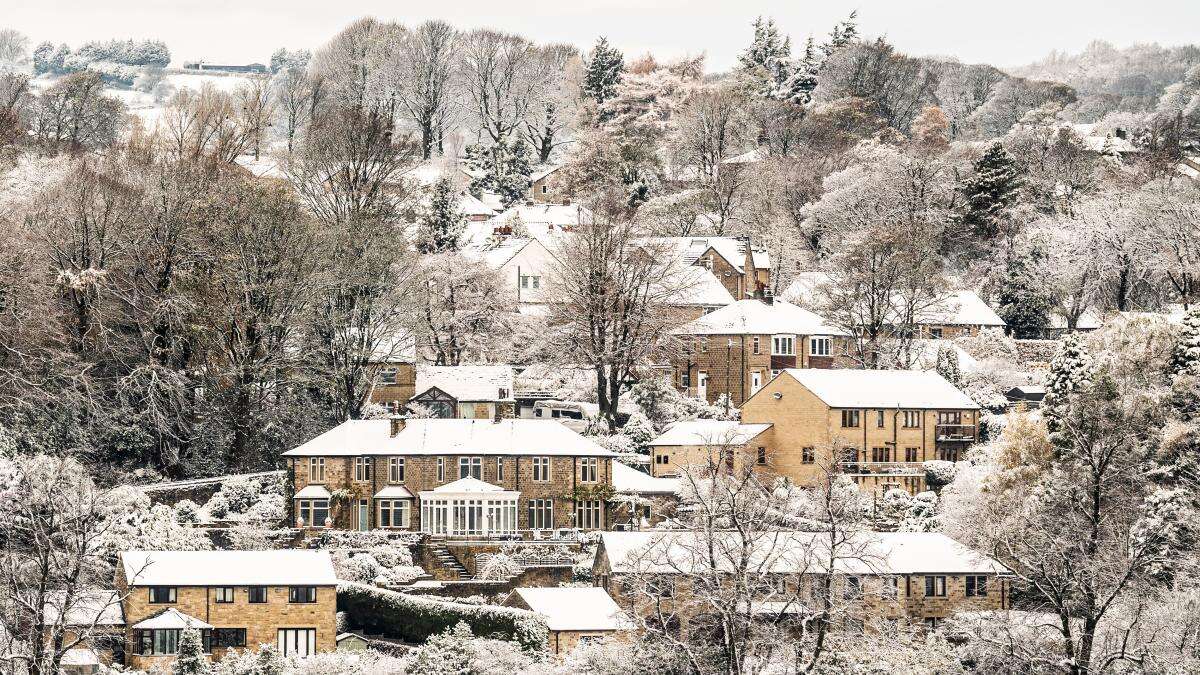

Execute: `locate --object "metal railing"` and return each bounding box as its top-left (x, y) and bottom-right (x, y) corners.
top-left (936, 424), bottom-right (977, 441)
top-left (838, 461), bottom-right (925, 476)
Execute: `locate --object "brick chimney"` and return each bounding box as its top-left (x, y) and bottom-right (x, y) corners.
top-left (389, 415), bottom-right (407, 437)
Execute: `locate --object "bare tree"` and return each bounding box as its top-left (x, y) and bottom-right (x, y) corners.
top-left (273, 67), bottom-right (316, 153)
top-left (522, 43), bottom-right (581, 163)
top-left (544, 195), bottom-right (693, 426)
top-left (392, 20), bottom-right (460, 159)
top-left (458, 29), bottom-right (542, 144)
top-left (1132, 180), bottom-right (1200, 308)
top-left (417, 252), bottom-right (510, 366)
top-left (235, 76), bottom-right (275, 161)
top-left (198, 176), bottom-right (318, 470)
top-left (615, 440), bottom-right (876, 675)
top-left (311, 17), bottom-right (393, 116)
top-left (28, 72), bottom-right (125, 153)
top-left (0, 455), bottom-right (135, 675)
top-left (671, 84), bottom-right (756, 231)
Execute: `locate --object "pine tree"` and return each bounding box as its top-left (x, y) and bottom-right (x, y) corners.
top-left (958, 142), bottom-right (1023, 240)
top-left (582, 37), bottom-right (624, 104)
top-left (1042, 332), bottom-right (1093, 434)
top-left (935, 344), bottom-right (962, 386)
top-left (174, 628), bottom-right (209, 675)
top-left (417, 177), bottom-right (467, 254)
top-left (820, 10), bottom-right (859, 60)
top-left (1172, 306), bottom-right (1200, 379)
top-left (738, 17), bottom-right (791, 75)
top-left (997, 251), bottom-right (1053, 339)
top-left (465, 138), bottom-right (533, 207)
top-left (32, 42), bottom-right (54, 75)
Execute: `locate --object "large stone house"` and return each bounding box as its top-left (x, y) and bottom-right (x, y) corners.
top-left (593, 531), bottom-right (1010, 630)
top-left (464, 237), bottom-right (555, 309)
top-left (671, 298), bottom-right (849, 407)
top-left (409, 365), bottom-right (516, 419)
top-left (282, 417), bottom-right (617, 536)
top-left (117, 550), bottom-right (337, 669)
top-left (648, 370), bottom-right (979, 495)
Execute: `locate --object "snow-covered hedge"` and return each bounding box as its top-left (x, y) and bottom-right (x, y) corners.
top-left (337, 581), bottom-right (548, 651)
top-left (924, 460), bottom-right (957, 489)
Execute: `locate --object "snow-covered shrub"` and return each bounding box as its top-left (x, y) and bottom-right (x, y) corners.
top-left (359, 402), bottom-right (390, 420)
top-left (956, 328), bottom-right (1018, 364)
top-left (408, 621), bottom-right (474, 675)
top-left (205, 474), bottom-right (285, 520)
top-left (924, 460), bottom-right (957, 489)
top-left (337, 581), bottom-right (548, 651)
top-left (593, 433), bottom-right (637, 456)
top-left (620, 411), bottom-right (656, 447)
top-left (334, 552), bottom-right (385, 584)
top-left (173, 499), bottom-right (202, 525)
top-left (476, 552), bottom-right (521, 581)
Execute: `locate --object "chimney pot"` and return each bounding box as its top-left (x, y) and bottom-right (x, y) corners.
top-left (389, 415), bottom-right (407, 437)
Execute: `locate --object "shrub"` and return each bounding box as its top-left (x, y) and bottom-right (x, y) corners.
top-left (924, 460), bottom-right (957, 489)
top-left (337, 581), bottom-right (548, 651)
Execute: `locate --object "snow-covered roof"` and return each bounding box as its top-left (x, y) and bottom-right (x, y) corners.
top-left (648, 421), bottom-right (773, 447)
top-left (121, 551), bottom-right (338, 587)
top-left (374, 486), bottom-right (415, 499)
top-left (430, 477), bottom-right (510, 494)
top-left (414, 365), bottom-right (515, 402)
top-left (43, 590), bottom-right (124, 627)
top-left (295, 484), bottom-right (331, 499)
top-left (777, 369), bottom-right (978, 410)
top-left (660, 266), bottom-right (735, 307)
top-left (511, 587), bottom-right (633, 632)
top-left (674, 299), bottom-right (846, 336)
top-left (282, 419), bottom-right (616, 457)
top-left (918, 291), bottom-right (1006, 327)
top-left (459, 193), bottom-right (495, 217)
top-left (599, 531), bottom-right (1008, 575)
top-left (529, 164), bottom-right (562, 182)
top-left (405, 157), bottom-right (462, 186)
top-left (612, 461), bottom-right (681, 495)
top-left (130, 608), bottom-right (213, 631)
top-left (640, 236), bottom-right (771, 274)
top-left (785, 278), bottom-right (1004, 329)
top-left (462, 238), bottom-right (542, 270)
top-left (908, 340), bottom-right (982, 375)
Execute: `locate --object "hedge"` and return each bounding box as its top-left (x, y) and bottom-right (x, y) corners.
top-left (337, 581), bottom-right (548, 651)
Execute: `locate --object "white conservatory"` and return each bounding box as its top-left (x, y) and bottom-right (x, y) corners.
top-left (419, 477), bottom-right (520, 537)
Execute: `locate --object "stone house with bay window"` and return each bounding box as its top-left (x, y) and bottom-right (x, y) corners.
top-left (117, 550), bottom-right (337, 670)
top-left (671, 298), bottom-right (850, 407)
top-left (282, 417), bottom-right (617, 537)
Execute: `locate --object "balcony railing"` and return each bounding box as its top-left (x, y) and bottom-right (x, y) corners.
top-left (838, 461), bottom-right (925, 476)
top-left (936, 424), bottom-right (977, 442)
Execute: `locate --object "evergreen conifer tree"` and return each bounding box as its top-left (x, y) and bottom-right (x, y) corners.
top-left (1172, 306), bottom-right (1200, 379)
top-left (465, 138), bottom-right (532, 207)
top-left (935, 344), bottom-right (962, 386)
top-left (1043, 332), bottom-right (1093, 434)
top-left (958, 142), bottom-right (1023, 240)
top-left (997, 251), bottom-right (1053, 339)
top-left (174, 628), bottom-right (209, 675)
top-left (582, 37), bottom-right (624, 104)
top-left (417, 177), bottom-right (467, 254)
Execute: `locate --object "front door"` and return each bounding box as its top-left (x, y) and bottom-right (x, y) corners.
top-left (697, 371), bottom-right (708, 401)
top-left (750, 371), bottom-right (762, 394)
top-left (356, 500), bottom-right (369, 531)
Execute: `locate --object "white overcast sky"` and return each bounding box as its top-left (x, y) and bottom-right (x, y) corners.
top-left (7, 0), bottom-right (1200, 71)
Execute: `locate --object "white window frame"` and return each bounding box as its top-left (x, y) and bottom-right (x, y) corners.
top-left (378, 500), bottom-right (410, 528)
top-left (278, 628), bottom-right (316, 658)
top-left (528, 498), bottom-right (554, 529)
top-left (308, 458), bottom-right (325, 483)
top-left (771, 335), bottom-right (795, 356)
top-left (389, 457), bottom-right (405, 483)
top-left (496, 457), bottom-right (504, 481)
top-left (577, 499), bottom-right (603, 529)
top-left (459, 456), bottom-right (482, 480)
top-left (580, 457), bottom-right (597, 483)
top-left (810, 336), bottom-right (831, 357)
top-left (532, 456), bottom-right (550, 482)
top-left (354, 457), bottom-right (371, 481)
top-left (437, 457), bottom-right (445, 482)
